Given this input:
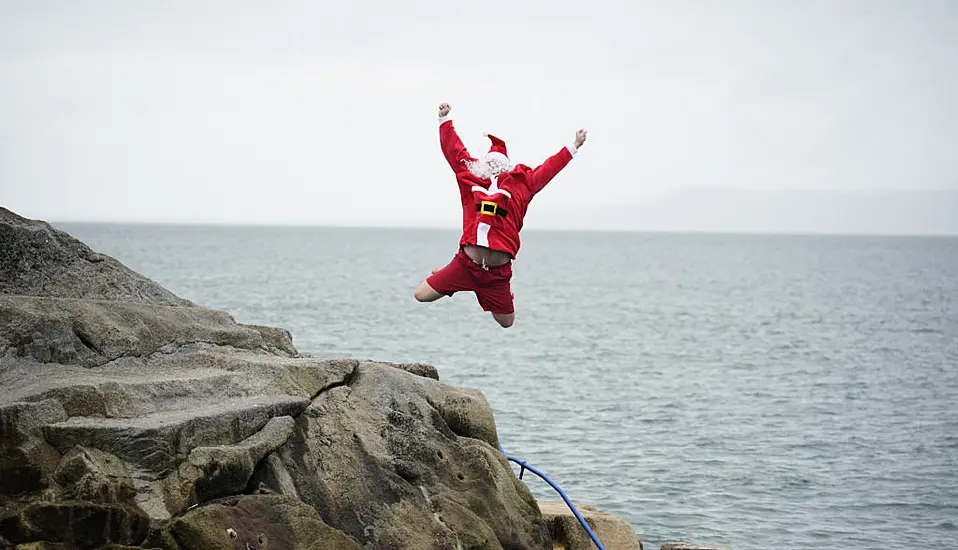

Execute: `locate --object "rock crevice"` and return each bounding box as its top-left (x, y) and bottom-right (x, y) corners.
top-left (309, 361), bottom-right (360, 401)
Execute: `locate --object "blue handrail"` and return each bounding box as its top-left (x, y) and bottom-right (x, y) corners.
top-left (498, 443), bottom-right (606, 550)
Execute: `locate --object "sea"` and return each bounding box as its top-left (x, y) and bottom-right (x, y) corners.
top-left (56, 223), bottom-right (958, 550)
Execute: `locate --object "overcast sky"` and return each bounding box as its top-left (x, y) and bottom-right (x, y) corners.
top-left (1, 0), bottom-right (956, 228)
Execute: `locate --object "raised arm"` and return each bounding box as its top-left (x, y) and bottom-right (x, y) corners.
top-left (528, 129), bottom-right (587, 195)
top-left (437, 103), bottom-right (475, 174)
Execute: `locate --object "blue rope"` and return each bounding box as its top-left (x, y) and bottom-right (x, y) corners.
top-left (498, 442), bottom-right (606, 550)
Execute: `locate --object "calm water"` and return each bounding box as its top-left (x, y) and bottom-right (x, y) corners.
top-left (57, 223), bottom-right (958, 550)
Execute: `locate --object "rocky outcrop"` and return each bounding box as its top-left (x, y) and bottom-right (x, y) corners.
top-left (0, 207), bottom-right (640, 549)
top-left (0, 295), bottom-right (296, 366)
top-left (167, 494), bottom-right (364, 550)
top-left (539, 501), bottom-right (643, 550)
top-left (0, 207), bottom-right (191, 306)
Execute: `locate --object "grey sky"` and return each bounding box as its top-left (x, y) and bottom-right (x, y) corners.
top-left (2, 0), bottom-right (956, 229)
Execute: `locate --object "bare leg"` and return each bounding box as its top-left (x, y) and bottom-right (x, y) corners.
top-left (414, 279), bottom-right (444, 302)
top-left (492, 312), bottom-right (515, 328)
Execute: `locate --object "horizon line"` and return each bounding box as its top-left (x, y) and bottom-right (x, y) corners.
top-left (47, 218), bottom-right (958, 239)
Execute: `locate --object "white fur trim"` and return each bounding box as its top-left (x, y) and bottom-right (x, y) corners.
top-left (477, 223), bottom-right (491, 247)
top-left (471, 186), bottom-right (512, 199)
top-left (567, 143), bottom-right (578, 155)
top-left (438, 115), bottom-right (450, 123)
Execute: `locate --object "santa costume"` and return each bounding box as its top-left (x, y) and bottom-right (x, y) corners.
top-left (426, 113), bottom-right (580, 315)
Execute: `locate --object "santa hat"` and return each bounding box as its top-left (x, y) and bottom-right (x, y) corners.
top-left (483, 133), bottom-right (509, 162)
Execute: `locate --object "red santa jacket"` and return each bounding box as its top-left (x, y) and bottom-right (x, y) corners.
top-left (439, 117), bottom-right (577, 259)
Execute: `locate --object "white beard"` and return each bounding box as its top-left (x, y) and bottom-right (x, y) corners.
top-left (465, 154), bottom-right (512, 180)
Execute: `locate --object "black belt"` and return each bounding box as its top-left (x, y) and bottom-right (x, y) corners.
top-left (477, 201), bottom-right (508, 217)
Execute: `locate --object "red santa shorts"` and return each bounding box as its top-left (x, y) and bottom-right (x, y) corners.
top-left (426, 248), bottom-right (515, 314)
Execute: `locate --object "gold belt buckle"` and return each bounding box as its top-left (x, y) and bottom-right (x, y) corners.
top-left (480, 201), bottom-right (497, 216)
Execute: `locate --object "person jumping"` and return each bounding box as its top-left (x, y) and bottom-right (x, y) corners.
top-left (413, 102), bottom-right (588, 328)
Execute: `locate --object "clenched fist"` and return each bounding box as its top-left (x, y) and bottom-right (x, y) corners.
top-left (438, 103), bottom-right (451, 117)
top-left (574, 129), bottom-right (588, 148)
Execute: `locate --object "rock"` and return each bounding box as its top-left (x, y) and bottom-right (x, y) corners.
top-left (0, 295), bottom-right (297, 366)
top-left (438, 384), bottom-right (501, 447)
top-left (12, 544), bottom-right (141, 550)
top-left (163, 415), bottom-right (297, 512)
top-left (1, 347), bottom-right (355, 419)
top-left (0, 501), bottom-right (150, 548)
top-left (271, 361), bottom-right (551, 549)
top-left (388, 361), bottom-right (441, 380)
top-left (0, 208), bottom-right (639, 549)
top-left (0, 207), bottom-right (191, 306)
top-left (248, 453), bottom-right (300, 499)
top-left (0, 399), bottom-right (67, 495)
top-left (538, 500), bottom-right (643, 550)
top-left (53, 446), bottom-right (137, 503)
top-left (43, 394), bottom-right (308, 475)
top-left (167, 494), bottom-right (362, 549)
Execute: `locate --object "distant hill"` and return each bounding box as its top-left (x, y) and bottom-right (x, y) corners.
top-left (529, 189), bottom-right (958, 235)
